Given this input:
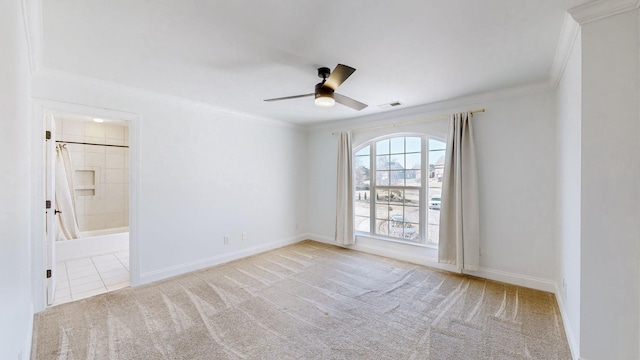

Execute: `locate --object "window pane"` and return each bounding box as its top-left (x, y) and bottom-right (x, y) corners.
top-left (376, 171), bottom-right (389, 186)
top-left (388, 206), bottom-right (403, 220)
top-left (389, 170), bottom-right (405, 186)
top-left (375, 219), bottom-right (389, 236)
top-left (404, 222), bottom-right (420, 241)
top-left (389, 155), bottom-right (405, 168)
top-left (355, 146), bottom-right (370, 156)
top-left (390, 137), bottom-right (404, 154)
top-left (388, 215), bottom-right (419, 241)
top-left (388, 188), bottom-right (404, 206)
top-left (404, 205), bottom-right (420, 223)
top-left (406, 153), bottom-right (421, 170)
top-left (355, 156), bottom-right (370, 191)
top-left (405, 170), bottom-right (421, 186)
top-left (406, 137), bottom-right (421, 153)
top-left (355, 155), bottom-right (369, 168)
top-left (377, 155), bottom-right (390, 169)
top-left (355, 216), bottom-right (370, 232)
top-left (404, 189), bottom-right (420, 206)
top-left (354, 195), bottom-right (370, 217)
top-left (429, 188), bottom-right (442, 207)
top-left (376, 189), bottom-right (390, 203)
top-left (428, 186), bottom-right (441, 229)
top-left (428, 208), bottom-right (440, 226)
top-left (428, 225), bottom-right (440, 244)
top-left (373, 184), bottom-right (423, 241)
top-left (376, 139), bottom-right (389, 155)
top-left (429, 138), bottom-right (446, 151)
top-left (375, 203), bottom-right (390, 219)
top-left (429, 149), bottom-right (446, 186)
top-left (389, 217), bottom-right (405, 238)
top-left (429, 149), bottom-right (446, 167)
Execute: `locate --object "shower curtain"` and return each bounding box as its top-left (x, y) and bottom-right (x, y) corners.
top-left (55, 144), bottom-right (81, 240)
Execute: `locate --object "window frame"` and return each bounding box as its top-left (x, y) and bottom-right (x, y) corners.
top-left (353, 132), bottom-right (444, 247)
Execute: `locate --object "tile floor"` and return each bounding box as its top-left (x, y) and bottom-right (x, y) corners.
top-left (52, 251), bottom-right (129, 306)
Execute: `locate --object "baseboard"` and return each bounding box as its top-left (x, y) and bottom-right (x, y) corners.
top-left (468, 267), bottom-right (556, 293)
top-left (307, 233), bottom-right (344, 249)
top-left (307, 233), bottom-right (556, 293)
top-left (555, 283), bottom-right (581, 360)
top-left (139, 234), bottom-right (306, 285)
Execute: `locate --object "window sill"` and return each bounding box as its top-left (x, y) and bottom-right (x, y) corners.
top-left (355, 232), bottom-right (439, 250)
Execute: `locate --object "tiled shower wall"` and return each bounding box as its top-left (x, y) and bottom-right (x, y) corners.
top-left (56, 118), bottom-right (129, 233)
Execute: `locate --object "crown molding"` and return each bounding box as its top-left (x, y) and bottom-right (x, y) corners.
top-left (308, 81), bottom-right (553, 132)
top-left (34, 67), bottom-right (305, 130)
top-left (549, 14), bottom-right (581, 90)
top-left (549, 0), bottom-right (640, 89)
top-left (569, 0), bottom-right (640, 24)
top-left (20, 0), bottom-right (43, 75)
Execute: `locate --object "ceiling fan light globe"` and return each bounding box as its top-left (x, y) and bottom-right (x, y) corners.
top-left (315, 96), bottom-right (335, 107)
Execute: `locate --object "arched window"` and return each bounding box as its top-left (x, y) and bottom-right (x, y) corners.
top-left (354, 134), bottom-right (445, 245)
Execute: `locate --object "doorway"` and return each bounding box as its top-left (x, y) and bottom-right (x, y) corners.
top-left (45, 112), bottom-right (132, 306)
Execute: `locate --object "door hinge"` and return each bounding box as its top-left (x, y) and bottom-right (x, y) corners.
top-left (45, 200), bottom-right (51, 209)
top-left (46, 269), bottom-right (51, 278)
top-left (45, 131), bottom-right (51, 140)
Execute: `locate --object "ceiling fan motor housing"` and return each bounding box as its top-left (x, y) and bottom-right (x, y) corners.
top-left (315, 82), bottom-right (334, 99)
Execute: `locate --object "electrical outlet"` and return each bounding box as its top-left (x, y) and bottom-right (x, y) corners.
top-left (242, 232), bottom-right (247, 240)
top-left (223, 236), bottom-right (229, 244)
top-left (18, 351), bottom-right (22, 360)
top-left (295, 223), bottom-right (299, 230)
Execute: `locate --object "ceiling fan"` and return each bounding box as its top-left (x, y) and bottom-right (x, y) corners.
top-left (264, 64), bottom-right (368, 110)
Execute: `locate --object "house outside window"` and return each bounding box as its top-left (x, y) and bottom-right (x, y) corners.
top-left (354, 134), bottom-right (445, 245)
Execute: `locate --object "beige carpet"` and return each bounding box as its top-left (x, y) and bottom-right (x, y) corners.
top-left (32, 240), bottom-right (571, 359)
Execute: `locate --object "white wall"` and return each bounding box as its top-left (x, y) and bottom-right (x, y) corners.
top-left (580, 10), bottom-right (640, 360)
top-left (0, 0), bottom-right (34, 359)
top-left (307, 89), bottom-right (558, 291)
top-left (472, 92), bottom-right (557, 282)
top-left (555, 27), bottom-right (582, 356)
top-left (32, 70), bottom-right (309, 289)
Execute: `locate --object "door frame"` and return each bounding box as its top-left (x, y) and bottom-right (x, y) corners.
top-left (44, 113), bottom-right (56, 305)
top-left (31, 99), bottom-right (141, 312)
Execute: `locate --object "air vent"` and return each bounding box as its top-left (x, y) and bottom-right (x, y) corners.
top-left (377, 101), bottom-right (402, 109)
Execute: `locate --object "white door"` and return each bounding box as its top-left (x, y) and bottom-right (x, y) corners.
top-left (45, 113), bottom-right (57, 305)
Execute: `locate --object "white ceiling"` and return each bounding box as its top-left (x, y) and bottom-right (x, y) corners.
top-left (41, 0), bottom-right (590, 125)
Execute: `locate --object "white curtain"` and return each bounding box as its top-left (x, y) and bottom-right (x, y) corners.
top-left (335, 131), bottom-right (354, 245)
top-left (55, 144), bottom-right (81, 240)
top-left (438, 112), bottom-right (480, 271)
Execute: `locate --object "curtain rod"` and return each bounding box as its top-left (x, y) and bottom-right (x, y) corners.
top-left (56, 140), bottom-right (129, 148)
top-left (331, 108), bottom-right (485, 136)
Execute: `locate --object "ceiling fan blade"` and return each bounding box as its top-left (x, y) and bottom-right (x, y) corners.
top-left (264, 93), bottom-right (314, 102)
top-left (323, 64), bottom-right (356, 91)
top-left (334, 93), bottom-right (368, 111)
